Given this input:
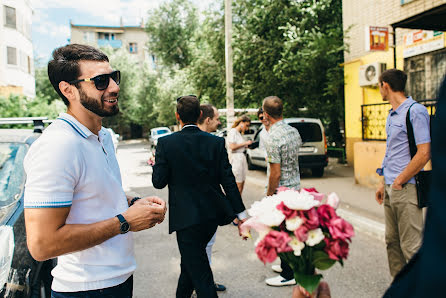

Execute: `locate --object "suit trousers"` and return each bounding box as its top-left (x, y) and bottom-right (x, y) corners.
top-left (176, 221), bottom-right (218, 298)
top-left (384, 183), bottom-right (423, 277)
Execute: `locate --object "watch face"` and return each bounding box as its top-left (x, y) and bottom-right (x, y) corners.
top-left (121, 222), bottom-right (130, 233)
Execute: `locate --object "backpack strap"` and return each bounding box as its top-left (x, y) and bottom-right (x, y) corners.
top-left (406, 102), bottom-right (418, 159)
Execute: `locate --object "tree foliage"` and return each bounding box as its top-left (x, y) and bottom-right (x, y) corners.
top-left (145, 0), bottom-right (198, 69)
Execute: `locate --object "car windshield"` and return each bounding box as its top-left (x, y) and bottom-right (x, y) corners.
top-left (153, 129), bottom-right (170, 136)
top-left (289, 123), bottom-right (323, 142)
top-left (0, 143), bottom-right (27, 207)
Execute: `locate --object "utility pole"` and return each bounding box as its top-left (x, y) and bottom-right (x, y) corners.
top-left (225, 0), bottom-right (235, 129)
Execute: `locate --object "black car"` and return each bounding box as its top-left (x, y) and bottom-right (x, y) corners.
top-left (0, 118), bottom-right (54, 298)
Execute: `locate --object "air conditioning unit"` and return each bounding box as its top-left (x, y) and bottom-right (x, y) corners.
top-left (359, 62), bottom-right (386, 87)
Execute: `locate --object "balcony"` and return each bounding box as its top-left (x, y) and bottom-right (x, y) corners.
top-left (97, 39), bottom-right (122, 49)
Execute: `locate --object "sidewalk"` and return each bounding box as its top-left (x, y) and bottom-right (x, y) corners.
top-left (246, 159), bottom-right (386, 241)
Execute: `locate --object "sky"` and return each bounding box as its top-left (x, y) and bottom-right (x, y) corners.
top-left (31, 0), bottom-right (215, 63)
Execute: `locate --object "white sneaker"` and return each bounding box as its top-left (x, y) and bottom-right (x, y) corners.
top-left (265, 275), bottom-right (296, 287)
top-left (271, 264), bottom-right (283, 273)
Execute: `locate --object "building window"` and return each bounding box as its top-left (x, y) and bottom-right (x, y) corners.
top-left (83, 31), bottom-right (94, 42)
top-left (4, 5), bottom-right (16, 29)
top-left (7, 46), bottom-right (17, 65)
top-left (129, 43), bottom-right (137, 53)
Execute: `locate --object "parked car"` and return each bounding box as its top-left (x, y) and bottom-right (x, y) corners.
top-left (242, 120), bottom-right (262, 141)
top-left (148, 127), bottom-right (172, 149)
top-left (106, 128), bottom-right (120, 153)
top-left (246, 118), bottom-right (328, 177)
top-left (0, 118), bottom-right (55, 298)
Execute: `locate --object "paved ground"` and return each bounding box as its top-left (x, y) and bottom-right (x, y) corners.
top-left (117, 140), bottom-right (392, 298)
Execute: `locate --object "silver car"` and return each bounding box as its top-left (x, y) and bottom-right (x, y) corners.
top-left (246, 118), bottom-right (328, 177)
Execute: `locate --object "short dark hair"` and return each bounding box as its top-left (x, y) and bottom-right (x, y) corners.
top-left (257, 107), bottom-right (263, 118)
top-left (263, 96), bottom-right (283, 119)
top-left (177, 95), bottom-right (200, 124)
top-left (379, 69), bottom-right (407, 92)
top-left (198, 104), bottom-right (215, 124)
top-left (48, 44), bottom-right (109, 106)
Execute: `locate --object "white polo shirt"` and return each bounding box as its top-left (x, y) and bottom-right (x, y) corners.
top-left (24, 113), bottom-right (135, 292)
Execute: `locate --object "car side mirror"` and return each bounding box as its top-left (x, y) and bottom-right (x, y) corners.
top-left (248, 141), bottom-right (259, 149)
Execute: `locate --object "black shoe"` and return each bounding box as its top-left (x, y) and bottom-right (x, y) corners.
top-left (215, 283), bottom-right (226, 291)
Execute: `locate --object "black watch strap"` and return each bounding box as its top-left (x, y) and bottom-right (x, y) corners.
top-left (116, 214), bottom-right (130, 234)
top-left (130, 197), bottom-right (141, 206)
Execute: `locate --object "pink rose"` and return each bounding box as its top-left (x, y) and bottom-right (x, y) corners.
top-left (239, 216), bottom-right (270, 238)
top-left (328, 217), bottom-right (355, 241)
top-left (255, 239), bottom-right (278, 264)
top-left (324, 238), bottom-right (349, 260)
top-left (317, 204), bottom-right (338, 228)
top-left (294, 225), bottom-right (309, 242)
top-left (299, 207), bottom-right (320, 230)
top-left (277, 186), bottom-right (291, 193)
top-left (326, 193), bottom-right (340, 209)
top-left (303, 188), bottom-right (325, 202)
top-left (277, 201), bottom-right (298, 219)
top-left (255, 230), bottom-right (293, 264)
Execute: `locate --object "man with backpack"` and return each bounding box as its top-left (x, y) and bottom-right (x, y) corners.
top-left (375, 69), bottom-right (431, 278)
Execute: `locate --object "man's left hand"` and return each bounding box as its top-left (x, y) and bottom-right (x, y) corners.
top-left (237, 218), bottom-right (248, 240)
top-left (391, 180), bottom-right (403, 190)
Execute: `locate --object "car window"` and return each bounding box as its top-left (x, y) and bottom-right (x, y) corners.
top-left (288, 123), bottom-right (322, 142)
top-left (254, 128), bottom-right (262, 142)
top-left (0, 143), bottom-right (27, 207)
top-left (153, 129), bottom-right (170, 136)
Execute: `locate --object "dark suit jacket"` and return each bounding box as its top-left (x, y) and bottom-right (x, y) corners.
top-left (152, 126), bottom-right (245, 233)
top-left (384, 78), bottom-right (446, 297)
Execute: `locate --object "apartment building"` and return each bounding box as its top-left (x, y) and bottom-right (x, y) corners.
top-left (342, 0), bottom-right (446, 187)
top-left (0, 0), bottom-right (35, 98)
top-left (70, 21), bottom-right (154, 65)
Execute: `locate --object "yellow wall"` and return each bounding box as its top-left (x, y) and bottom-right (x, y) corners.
top-left (0, 86), bottom-right (23, 97)
top-left (344, 46), bottom-right (404, 164)
top-left (353, 142), bottom-right (386, 188)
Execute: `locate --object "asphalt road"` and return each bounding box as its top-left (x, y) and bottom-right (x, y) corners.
top-left (117, 140), bottom-right (392, 298)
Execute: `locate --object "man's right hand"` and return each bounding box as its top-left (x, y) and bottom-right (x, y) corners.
top-left (375, 184), bottom-right (384, 205)
top-left (123, 196), bottom-right (166, 231)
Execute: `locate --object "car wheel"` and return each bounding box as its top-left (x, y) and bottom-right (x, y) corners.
top-left (247, 154), bottom-right (256, 170)
top-left (311, 167), bottom-right (324, 177)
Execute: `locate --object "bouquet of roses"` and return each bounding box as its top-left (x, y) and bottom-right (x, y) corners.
top-left (240, 187), bottom-right (354, 295)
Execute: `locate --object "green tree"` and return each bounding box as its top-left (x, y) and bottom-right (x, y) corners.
top-left (145, 0), bottom-right (198, 69)
top-left (35, 64), bottom-right (60, 104)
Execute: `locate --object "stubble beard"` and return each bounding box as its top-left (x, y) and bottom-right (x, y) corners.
top-left (79, 88), bottom-right (119, 117)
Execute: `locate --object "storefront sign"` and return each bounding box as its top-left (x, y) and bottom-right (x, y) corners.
top-left (403, 30), bottom-right (445, 58)
top-left (365, 26), bottom-right (389, 51)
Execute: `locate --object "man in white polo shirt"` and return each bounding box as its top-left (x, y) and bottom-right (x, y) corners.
top-left (23, 44), bottom-right (166, 297)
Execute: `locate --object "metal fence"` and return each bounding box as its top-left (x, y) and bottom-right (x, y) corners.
top-left (361, 100), bottom-right (437, 141)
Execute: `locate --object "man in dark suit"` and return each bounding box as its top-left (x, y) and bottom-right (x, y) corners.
top-left (152, 95), bottom-right (247, 298)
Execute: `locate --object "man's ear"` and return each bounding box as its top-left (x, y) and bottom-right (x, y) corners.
top-left (175, 112), bottom-right (181, 122)
top-left (59, 81), bottom-right (77, 104)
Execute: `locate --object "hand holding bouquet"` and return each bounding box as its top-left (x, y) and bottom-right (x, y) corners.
top-left (241, 187), bottom-right (354, 295)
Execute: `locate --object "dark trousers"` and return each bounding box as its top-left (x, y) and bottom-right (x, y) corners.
top-left (51, 275), bottom-right (133, 298)
top-left (279, 257), bottom-right (294, 280)
top-left (176, 222), bottom-right (218, 298)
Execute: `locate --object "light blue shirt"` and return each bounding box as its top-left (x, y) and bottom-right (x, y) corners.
top-left (379, 97), bottom-right (431, 185)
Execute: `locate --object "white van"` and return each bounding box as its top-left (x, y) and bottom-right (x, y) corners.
top-left (246, 118), bottom-right (328, 177)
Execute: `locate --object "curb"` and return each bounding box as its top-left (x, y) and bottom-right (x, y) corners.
top-left (336, 208), bottom-right (385, 242)
top-left (246, 175), bottom-right (385, 241)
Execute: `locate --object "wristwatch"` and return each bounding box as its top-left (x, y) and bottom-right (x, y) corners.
top-left (130, 196), bottom-right (141, 206)
top-left (116, 214), bottom-right (130, 234)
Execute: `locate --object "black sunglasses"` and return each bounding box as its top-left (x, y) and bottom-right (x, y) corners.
top-left (176, 94), bottom-right (197, 102)
top-left (259, 116), bottom-right (264, 120)
top-left (69, 70), bottom-right (121, 91)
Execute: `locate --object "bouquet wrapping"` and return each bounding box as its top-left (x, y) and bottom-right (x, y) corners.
top-left (241, 187), bottom-right (354, 294)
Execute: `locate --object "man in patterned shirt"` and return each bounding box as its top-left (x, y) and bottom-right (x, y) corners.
top-left (263, 96), bottom-right (302, 287)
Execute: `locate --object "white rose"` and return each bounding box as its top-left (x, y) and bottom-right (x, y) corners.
top-left (257, 209), bottom-right (286, 227)
top-left (289, 236), bottom-right (305, 256)
top-left (285, 216), bottom-right (303, 231)
top-left (282, 190), bottom-right (320, 210)
top-left (248, 195), bottom-right (283, 217)
top-left (305, 228), bottom-right (325, 247)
